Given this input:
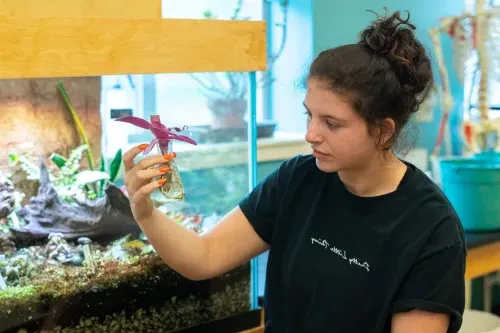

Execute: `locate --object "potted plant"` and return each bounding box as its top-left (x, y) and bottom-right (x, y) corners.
top-left (189, 0), bottom-right (289, 141)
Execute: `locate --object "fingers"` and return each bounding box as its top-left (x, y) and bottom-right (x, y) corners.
top-left (134, 154), bottom-right (175, 172)
top-left (124, 165), bottom-right (169, 200)
top-left (123, 143), bottom-right (176, 172)
top-left (123, 143), bottom-right (149, 171)
top-left (131, 178), bottom-right (167, 204)
top-left (136, 165), bottom-right (170, 181)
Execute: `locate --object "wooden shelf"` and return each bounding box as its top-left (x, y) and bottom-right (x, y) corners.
top-left (239, 326), bottom-right (265, 333)
top-left (0, 17), bottom-right (266, 79)
top-left (0, 0), bottom-right (266, 79)
top-left (466, 240), bottom-right (500, 280)
top-left (238, 308), bottom-right (264, 333)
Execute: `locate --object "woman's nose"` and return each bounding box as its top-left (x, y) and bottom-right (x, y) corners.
top-left (305, 120), bottom-right (321, 144)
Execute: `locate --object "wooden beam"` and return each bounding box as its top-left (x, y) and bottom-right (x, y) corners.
top-left (0, 17), bottom-right (267, 79)
top-left (0, 0), bottom-right (161, 18)
top-left (239, 327), bottom-right (264, 333)
top-left (238, 308), bottom-right (264, 333)
top-left (465, 241), bottom-right (500, 280)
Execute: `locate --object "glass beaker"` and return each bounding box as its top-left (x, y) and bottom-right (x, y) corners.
top-left (155, 139), bottom-right (185, 201)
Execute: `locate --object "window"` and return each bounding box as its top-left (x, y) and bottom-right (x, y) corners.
top-left (157, 0), bottom-right (265, 125)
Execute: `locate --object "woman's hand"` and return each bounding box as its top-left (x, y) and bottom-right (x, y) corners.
top-left (122, 144), bottom-right (175, 222)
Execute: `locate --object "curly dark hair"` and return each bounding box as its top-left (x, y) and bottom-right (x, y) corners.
top-left (307, 9), bottom-right (434, 153)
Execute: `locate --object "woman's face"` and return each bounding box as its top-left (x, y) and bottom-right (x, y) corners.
top-left (304, 78), bottom-right (382, 173)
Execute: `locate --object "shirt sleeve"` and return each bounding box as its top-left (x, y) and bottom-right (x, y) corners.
top-left (238, 158), bottom-right (295, 245)
top-left (391, 241), bottom-right (466, 333)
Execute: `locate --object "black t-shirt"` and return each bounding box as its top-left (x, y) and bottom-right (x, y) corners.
top-left (239, 154), bottom-right (466, 333)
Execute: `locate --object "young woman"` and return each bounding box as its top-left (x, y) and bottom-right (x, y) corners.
top-left (122, 10), bottom-right (466, 333)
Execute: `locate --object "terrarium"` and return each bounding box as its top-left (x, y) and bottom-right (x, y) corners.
top-left (0, 2), bottom-right (265, 332)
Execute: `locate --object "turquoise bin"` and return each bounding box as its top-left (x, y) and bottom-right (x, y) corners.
top-left (439, 153), bottom-right (500, 232)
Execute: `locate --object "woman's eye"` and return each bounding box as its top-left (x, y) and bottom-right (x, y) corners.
top-left (326, 121), bottom-right (339, 129)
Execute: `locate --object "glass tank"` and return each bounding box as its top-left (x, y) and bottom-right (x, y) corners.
top-left (0, 72), bottom-right (260, 332)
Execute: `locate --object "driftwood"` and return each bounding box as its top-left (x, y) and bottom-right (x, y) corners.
top-left (10, 160), bottom-right (140, 243)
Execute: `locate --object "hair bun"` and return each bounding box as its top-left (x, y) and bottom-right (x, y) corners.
top-left (359, 9), bottom-right (432, 99)
top-left (360, 10), bottom-right (416, 55)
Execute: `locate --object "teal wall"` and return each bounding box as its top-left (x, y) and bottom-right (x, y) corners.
top-left (312, 0), bottom-right (466, 158)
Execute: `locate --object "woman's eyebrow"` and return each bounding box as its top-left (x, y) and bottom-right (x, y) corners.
top-left (302, 101), bottom-right (347, 122)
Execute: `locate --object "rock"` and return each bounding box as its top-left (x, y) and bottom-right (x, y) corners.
top-left (10, 159), bottom-right (141, 244)
top-left (71, 255), bottom-right (83, 266)
top-left (0, 172), bottom-right (15, 218)
top-left (0, 231), bottom-right (16, 255)
top-left (56, 253), bottom-right (70, 263)
top-left (77, 237), bottom-right (92, 245)
top-left (44, 232), bottom-right (74, 263)
top-left (48, 232), bottom-right (64, 243)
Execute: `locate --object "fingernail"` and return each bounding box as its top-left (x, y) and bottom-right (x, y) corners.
top-left (138, 144), bottom-right (149, 150)
top-left (157, 178), bottom-right (166, 185)
top-left (163, 154), bottom-right (175, 160)
top-left (159, 166), bottom-right (170, 173)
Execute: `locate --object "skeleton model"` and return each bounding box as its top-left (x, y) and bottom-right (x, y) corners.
top-left (429, 0), bottom-right (500, 156)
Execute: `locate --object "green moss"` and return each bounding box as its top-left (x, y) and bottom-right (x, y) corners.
top-left (0, 285), bottom-right (36, 302)
top-left (0, 285), bottom-right (40, 320)
top-left (0, 254), bottom-right (168, 312)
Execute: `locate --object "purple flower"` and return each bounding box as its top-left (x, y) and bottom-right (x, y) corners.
top-left (115, 116), bottom-right (197, 154)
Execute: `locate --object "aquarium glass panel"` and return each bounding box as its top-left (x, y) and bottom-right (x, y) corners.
top-left (0, 72), bottom-right (258, 332)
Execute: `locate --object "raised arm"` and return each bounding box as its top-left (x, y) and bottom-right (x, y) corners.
top-left (139, 206), bottom-right (269, 280)
top-left (122, 145), bottom-right (270, 281)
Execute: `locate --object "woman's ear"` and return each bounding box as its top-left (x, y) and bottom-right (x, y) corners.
top-left (379, 118), bottom-right (396, 148)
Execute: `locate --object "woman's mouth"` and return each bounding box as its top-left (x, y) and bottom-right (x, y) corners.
top-left (312, 149), bottom-right (329, 159)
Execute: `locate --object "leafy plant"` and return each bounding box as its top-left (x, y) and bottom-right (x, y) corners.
top-left (48, 145), bottom-right (103, 200)
top-left (8, 153), bottom-right (41, 181)
top-left (98, 149), bottom-right (123, 197)
top-left (9, 145), bottom-right (110, 203)
top-left (6, 82), bottom-right (124, 208)
top-left (48, 146), bottom-right (125, 200)
top-left (57, 82), bottom-right (124, 197)
top-left (57, 82), bottom-right (96, 171)
top-left (49, 145), bottom-right (110, 199)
